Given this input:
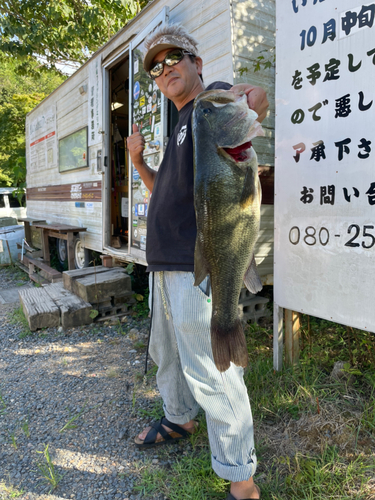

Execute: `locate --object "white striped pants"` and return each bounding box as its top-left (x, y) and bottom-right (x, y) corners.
top-left (148, 271), bottom-right (257, 482)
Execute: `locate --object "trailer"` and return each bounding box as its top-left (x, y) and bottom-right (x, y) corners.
top-left (25, 0), bottom-right (275, 278)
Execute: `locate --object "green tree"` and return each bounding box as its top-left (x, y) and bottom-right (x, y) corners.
top-left (0, 0), bottom-right (148, 188)
top-left (0, 0), bottom-right (147, 72)
top-left (0, 57), bottom-right (66, 187)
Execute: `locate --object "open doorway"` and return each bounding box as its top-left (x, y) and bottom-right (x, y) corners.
top-left (109, 55), bottom-right (130, 252)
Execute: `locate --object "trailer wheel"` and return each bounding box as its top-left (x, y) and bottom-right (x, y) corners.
top-left (73, 237), bottom-right (89, 269)
top-left (56, 239), bottom-right (67, 265)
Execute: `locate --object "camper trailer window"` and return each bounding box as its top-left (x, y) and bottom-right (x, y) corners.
top-left (0, 195), bottom-right (5, 208)
top-left (59, 127), bottom-right (88, 172)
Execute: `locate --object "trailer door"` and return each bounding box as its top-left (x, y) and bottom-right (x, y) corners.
top-left (127, 7), bottom-right (169, 264)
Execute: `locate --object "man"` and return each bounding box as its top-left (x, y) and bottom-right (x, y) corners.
top-left (127, 23), bottom-right (268, 500)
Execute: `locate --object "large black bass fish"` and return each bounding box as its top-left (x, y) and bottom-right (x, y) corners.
top-left (192, 89), bottom-right (264, 372)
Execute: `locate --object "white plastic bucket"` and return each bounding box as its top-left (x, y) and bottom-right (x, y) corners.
top-left (0, 225), bottom-right (25, 265)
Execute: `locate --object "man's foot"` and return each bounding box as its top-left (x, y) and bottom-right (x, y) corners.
top-left (229, 478), bottom-right (260, 499)
top-left (134, 417), bottom-right (198, 448)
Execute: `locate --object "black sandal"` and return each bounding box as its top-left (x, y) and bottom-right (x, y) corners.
top-left (226, 485), bottom-right (261, 500)
top-left (134, 416), bottom-right (195, 449)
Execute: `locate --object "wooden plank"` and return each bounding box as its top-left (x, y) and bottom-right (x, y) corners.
top-left (42, 229), bottom-right (50, 266)
top-left (74, 268), bottom-right (131, 303)
top-left (19, 287), bottom-right (60, 331)
top-left (18, 219), bottom-right (46, 244)
top-left (47, 231), bottom-right (68, 241)
top-left (67, 232), bottom-right (75, 270)
top-left (20, 254), bottom-right (62, 279)
top-left (34, 223), bottom-right (87, 232)
top-left (18, 218), bottom-right (47, 224)
top-left (14, 261), bottom-right (49, 285)
top-left (44, 282), bottom-right (93, 329)
top-left (24, 222), bottom-right (32, 245)
top-left (284, 309), bottom-right (300, 366)
top-left (63, 265), bottom-right (111, 292)
top-left (273, 303), bottom-right (284, 371)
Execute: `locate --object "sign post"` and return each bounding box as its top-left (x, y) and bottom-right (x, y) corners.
top-left (275, 0), bottom-right (375, 368)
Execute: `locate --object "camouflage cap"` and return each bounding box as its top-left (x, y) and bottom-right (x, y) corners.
top-left (143, 23), bottom-right (199, 73)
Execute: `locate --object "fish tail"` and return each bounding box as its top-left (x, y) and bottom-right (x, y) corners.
top-left (211, 317), bottom-right (248, 372)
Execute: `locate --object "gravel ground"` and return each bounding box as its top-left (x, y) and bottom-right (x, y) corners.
top-left (0, 267), bottom-right (191, 500)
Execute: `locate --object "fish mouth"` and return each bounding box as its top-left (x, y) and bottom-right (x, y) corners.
top-left (222, 141), bottom-right (253, 162)
top-left (220, 119), bottom-right (265, 162)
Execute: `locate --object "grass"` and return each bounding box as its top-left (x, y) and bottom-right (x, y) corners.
top-left (2, 264), bottom-right (28, 282)
top-left (21, 418), bottom-right (30, 438)
top-left (36, 444), bottom-right (64, 491)
top-left (0, 390), bottom-right (6, 416)
top-left (138, 397), bottom-right (164, 420)
top-left (107, 368), bottom-right (120, 378)
top-left (134, 340), bottom-right (146, 350)
top-left (117, 320), bottom-right (128, 336)
top-left (9, 306), bottom-right (32, 338)
top-left (136, 317), bottom-right (375, 500)
top-left (9, 431), bottom-right (17, 449)
top-left (0, 480), bottom-right (24, 498)
top-left (59, 401), bottom-right (88, 433)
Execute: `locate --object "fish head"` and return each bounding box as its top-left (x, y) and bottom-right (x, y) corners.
top-left (193, 89), bottom-right (265, 163)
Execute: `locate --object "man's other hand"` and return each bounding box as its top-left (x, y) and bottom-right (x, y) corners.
top-left (127, 124), bottom-right (145, 168)
top-left (231, 84), bottom-right (269, 123)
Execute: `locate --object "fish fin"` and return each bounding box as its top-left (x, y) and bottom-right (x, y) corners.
top-left (194, 239), bottom-right (209, 286)
top-left (211, 317), bottom-right (248, 372)
top-left (240, 167), bottom-right (256, 209)
top-left (244, 256), bottom-right (263, 293)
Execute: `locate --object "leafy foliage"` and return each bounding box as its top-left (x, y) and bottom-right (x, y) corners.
top-left (0, 0), bottom-right (149, 72)
top-left (238, 48), bottom-right (276, 76)
top-left (0, 57), bottom-right (65, 186)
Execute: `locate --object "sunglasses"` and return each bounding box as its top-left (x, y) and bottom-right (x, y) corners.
top-left (148, 49), bottom-right (194, 79)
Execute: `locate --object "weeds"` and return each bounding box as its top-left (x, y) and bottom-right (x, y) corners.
top-left (9, 306), bottom-right (32, 338)
top-left (21, 418), bottom-right (30, 438)
top-left (132, 288), bottom-right (149, 318)
top-left (117, 320), bottom-right (128, 336)
top-left (138, 397), bottom-right (164, 420)
top-left (134, 340), bottom-right (146, 350)
top-left (107, 368), bottom-right (120, 378)
top-left (59, 401), bottom-right (87, 433)
top-left (135, 448), bottom-right (228, 499)
top-left (36, 444), bottom-right (64, 491)
top-left (0, 390), bottom-right (6, 416)
top-left (9, 431), bottom-right (17, 449)
top-left (89, 309), bottom-right (99, 320)
top-left (137, 318), bottom-right (375, 500)
top-left (0, 480), bottom-right (24, 498)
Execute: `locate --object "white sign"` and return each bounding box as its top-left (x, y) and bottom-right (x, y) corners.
top-left (88, 57), bottom-right (103, 146)
top-left (275, 0), bottom-right (375, 331)
top-left (29, 106), bottom-right (57, 173)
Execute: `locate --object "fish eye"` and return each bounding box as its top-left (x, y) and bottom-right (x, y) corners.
top-left (202, 108), bottom-right (212, 116)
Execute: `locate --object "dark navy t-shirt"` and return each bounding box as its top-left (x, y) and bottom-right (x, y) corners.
top-left (146, 82), bottom-right (232, 272)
